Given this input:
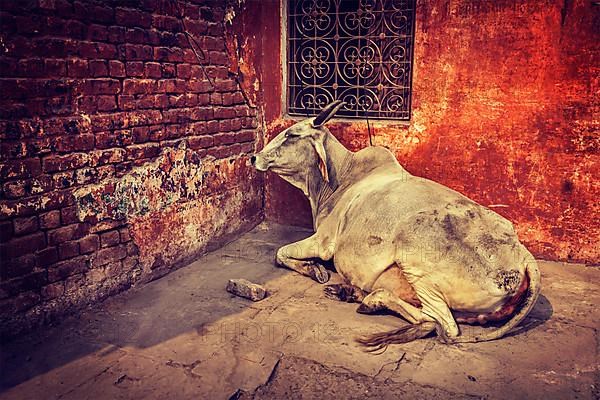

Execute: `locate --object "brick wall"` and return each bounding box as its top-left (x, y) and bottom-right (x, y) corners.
top-left (0, 0), bottom-right (263, 338)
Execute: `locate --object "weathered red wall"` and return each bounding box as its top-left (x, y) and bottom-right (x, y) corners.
top-left (236, 0), bottom-right (599, 264)
top-left (0, 0), bottom-right (263, 338)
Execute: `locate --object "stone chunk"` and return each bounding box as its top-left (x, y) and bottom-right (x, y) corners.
top-left (226, 279), bottom-right (268, 302)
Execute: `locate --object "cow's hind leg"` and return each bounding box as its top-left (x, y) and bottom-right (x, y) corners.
top-left (355, 289), bottom-right (438, 352)
top-left (324, 284), bottom-right (366, 303)
top-left (414, 284), bottom-right (460, 342)
top-left (356, 289), bottom-right (427, 324)
top-left (276, 235), bottom-right (330, 283)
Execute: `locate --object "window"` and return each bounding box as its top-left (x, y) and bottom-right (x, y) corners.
top-left (287, 0), bottom-right (416, 120)
top-left (287, 0), bottom-right (415, 120)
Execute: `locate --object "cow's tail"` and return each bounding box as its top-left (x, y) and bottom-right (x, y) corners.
top-left (447, 258), bottom-right (541, 343)
top-left (355, 259), bottom-right (541, 351)
top-left (355, 321), bottom-right (438, 353)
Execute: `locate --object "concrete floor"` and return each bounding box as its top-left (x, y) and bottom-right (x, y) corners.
top-left (1, 223), bottom-right (598, 400)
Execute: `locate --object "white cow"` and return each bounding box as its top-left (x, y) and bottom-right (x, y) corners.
top-left (251, 101), bottom-right (541, 350)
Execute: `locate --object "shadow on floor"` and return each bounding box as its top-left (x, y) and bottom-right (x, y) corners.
top-left (0, 224), bottom-right (312, 392)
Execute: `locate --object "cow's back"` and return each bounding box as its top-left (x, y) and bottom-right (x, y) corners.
top-left (320, 147), bottom-right (527, 300)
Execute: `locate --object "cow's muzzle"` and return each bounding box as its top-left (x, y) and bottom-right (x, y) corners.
top-left (250, 153), bottom-right (269, 171)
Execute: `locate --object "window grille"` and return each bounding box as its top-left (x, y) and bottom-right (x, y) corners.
top-left (287, 0), bottom-right (416, 120)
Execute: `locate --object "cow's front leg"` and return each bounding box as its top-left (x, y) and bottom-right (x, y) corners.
top-left (276, 236), bottom-right (330, 283)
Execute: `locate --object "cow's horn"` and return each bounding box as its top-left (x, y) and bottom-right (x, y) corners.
top-left (312, 100), bottom-right (346, 128)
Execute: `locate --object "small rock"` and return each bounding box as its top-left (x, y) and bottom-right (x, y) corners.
top-left (226, 279), bottom-right (268, 301)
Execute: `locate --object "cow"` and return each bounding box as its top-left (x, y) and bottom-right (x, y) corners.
top-left (250, 100), bottom-right (541, 351)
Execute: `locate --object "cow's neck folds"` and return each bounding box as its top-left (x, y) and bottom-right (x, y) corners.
top-left (307, 132), bottom-right (353, 227)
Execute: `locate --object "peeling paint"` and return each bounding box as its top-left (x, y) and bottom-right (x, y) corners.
top-left (74, 142), bottom-right (205, 222)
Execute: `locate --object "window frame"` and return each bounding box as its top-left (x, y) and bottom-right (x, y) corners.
top-left (280, 0), bottom-right (416, 125)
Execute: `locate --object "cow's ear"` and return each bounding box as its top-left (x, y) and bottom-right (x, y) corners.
top-left (312, 100), bottom-right (346, 128)
top-left (312, 133), bottom-right (329, 183)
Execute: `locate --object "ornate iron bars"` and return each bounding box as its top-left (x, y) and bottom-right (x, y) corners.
top-left (287, 0), bottom-right (416, 120)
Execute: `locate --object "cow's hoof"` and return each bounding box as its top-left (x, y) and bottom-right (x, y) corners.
top-left (310, 265), bottom-right (330, 283)
top-left (324, 284), bottom-right (364, 302)
top-left (324, 284), bottom-right (345, 300)
top-left (356, 303), bottom-right (373, 314)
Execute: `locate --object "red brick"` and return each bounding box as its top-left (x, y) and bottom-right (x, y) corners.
top-left (58, 240), bottom-right (79, 260)
top-left (13, 216), bottom-right (38, 236)
top-left (0, 231), bottom-right (46, 259)
top-left (118, 95), bottom-right (136, 110)
top-left (39, 210), bottom-right (61, 230)
top-left (47, 223), bottom-right (89, 245)
top-left (83, 78), bottom-right (121, 95)
top-left (45, 59), bottom-right (66, 76)
top-left (0, 158), bottom-right (42, 179)
top-left (119, 43), bottom-right (153, 60)
top-left (89, 60), bottom-right (108, 77)
top-left (233, 91), bottom-right (245, 104)
top-left (48, 256), bottom-right (88, 282)
top-left (96, 43), bottom-right (118, 59)
top-left (187, 19), bottom-right (208, 36)
top-left (78, 234), bottom-right (99, 254)
top-left (168, 94), bottom-right (186, 108)
top-left (89, 219), bottom-right (126, 234)
top-left (66, 59), bottom-right (88, 77)
top-left (41, 281), bottom-right (65, 300)
top-left (37, 189), bottom-right (75, 213)
top-left (157, 79), bottom-right (186, 94)
top-left (108, 26), bottom-right (126, 43)
top-left (89, 148), bottom-right (126, 166)
top-left (206, 120), bottom-right (219, 133)
top-left (88, 24), bottom-right (109, 41)
top-left (55, 134), bottom-right (95, 153)
top-left (123, 79), bottom-right (156, 94)
top-left (161, 63), bottom-right (176, 78)
top-left (0, 271), bottom-right (46, 298)
top-left (187, 135), bottom-right (213, 150)
top-left (222, 92), bottom-right (234, 106)
top-left (109, 60), bottom-right (126, 77)
top-left (209, 51), bottom-right (228, 65)
top-left (100, 230), bottom-right (120, 248)
top-left (18, 59), bottom-right (45, 77)
top-left (126, 143), bottom-right (161, 160)
top-left (1, 254), bottom-right (35, 280)
top-left (119, 227), bottom-right (131, 243)
top-left (148, 125), bottom-right (167, 141)
top-left (36, 246), bottom-right (59, 266)
top-left (176, 63), bottom-right (192, 79)
top-left (152, 15), bottom-right (181, 31)
top-left (153, 47), bottom-right (183, 62)
top-left (126, 61), bottom-right (144, 77)
top-left (43, 153), bottom-right (89, 173)
top-left (207, 144), bottom-right (242, 160)
top-left (187, 79), bottom-right (212, 93)
top-left (61, 205), bottom-right (79, 225)
top-left (210, 92), bottom-right (223, 105)
top-left (115, 7), bottom-right (152, 28)
top-left (213, 107), bottom-right (236, 119)
top-left (144, 62), bottom-right (162, 78)
top-left (92, 245), bottom-right (127, 267)
top-left (95, 130), bottom-right (133, 149)
top-left (97, 95), bottom-right (117, 111)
